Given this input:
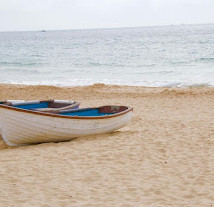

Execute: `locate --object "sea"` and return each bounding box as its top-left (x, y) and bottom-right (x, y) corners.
top-left (0, 24), bottom-right (214, 87)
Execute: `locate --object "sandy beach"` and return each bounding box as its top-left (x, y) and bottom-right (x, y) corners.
top-left (0, 84), bottom-right (213, 206)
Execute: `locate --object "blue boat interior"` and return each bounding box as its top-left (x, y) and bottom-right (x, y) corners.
top-left (0, 101), bottom-right (127, 117)
top-left (15, 102), bottom-right (49, 109)
top-left (60, 108), bottom-right (114, 117)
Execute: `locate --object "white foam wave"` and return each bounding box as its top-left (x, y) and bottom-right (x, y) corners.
top-left (1, 79), bottom-right (213, 87)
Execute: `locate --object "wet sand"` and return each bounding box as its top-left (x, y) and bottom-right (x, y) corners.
top-left (0, 84), bottom-right (214, 206)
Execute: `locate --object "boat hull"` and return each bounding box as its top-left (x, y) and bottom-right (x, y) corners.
top-left (0, 106), bottom-right (133, 146)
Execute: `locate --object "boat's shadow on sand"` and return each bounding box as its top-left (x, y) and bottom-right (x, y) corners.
top-left (73, 130), bottom-right (132, 142)
top-left (0, 130), bottom-right (136, 150)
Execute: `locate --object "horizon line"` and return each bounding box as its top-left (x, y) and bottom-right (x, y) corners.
top-left (0, 22), bottom-right (214, 33)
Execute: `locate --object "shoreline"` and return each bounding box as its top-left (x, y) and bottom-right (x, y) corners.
top-left (1, 82), bottom-right (214, 90)
top-left (0, 82), bottom-right (213, 88)
top-left (0, 83), bottom-right (214, 102)
top-left (0, 83), bottom-right (214, 206)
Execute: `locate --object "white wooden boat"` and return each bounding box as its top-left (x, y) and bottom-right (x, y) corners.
top-left (0, 100), bottom-right (80, 113)
top-left (0, 105), bottom-right (133, 146)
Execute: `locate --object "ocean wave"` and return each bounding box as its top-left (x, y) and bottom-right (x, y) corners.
top-left (0, 61), bottom-right (43, 66)
top-left (185, 83), bottom-right (211, 88)
top-left (168, 61), bottom-right (193, 65)
top-left (86, 62), bottom-right (158, 68)
top-left (29, 54), bottom-right (43, 57)
top-left (88, 62), bottom-right (127, 68)
top-left (1, 79), bottom-right (213, 88)
top-left (0, 68), bottom-right (41, 73)
top-left (196, 57), bottom-right (214, 62)
top-left (163, 82), bottom-right (183, 87)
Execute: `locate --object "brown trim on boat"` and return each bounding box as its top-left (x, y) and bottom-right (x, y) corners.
top-left (0, 104), bottom-right (133, 120)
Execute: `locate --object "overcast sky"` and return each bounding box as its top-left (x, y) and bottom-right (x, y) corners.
top-left (0, 0), bottom-right (214, 31)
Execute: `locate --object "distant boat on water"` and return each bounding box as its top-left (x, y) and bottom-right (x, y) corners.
top-left (41, 30), bottom-right (46, 32)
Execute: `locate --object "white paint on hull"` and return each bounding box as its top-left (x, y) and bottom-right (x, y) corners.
top-left (0, 107), bottom-right (133, 146)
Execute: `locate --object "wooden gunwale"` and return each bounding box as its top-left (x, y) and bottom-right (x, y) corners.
top-left (0, 104), bottom-right (133, 120)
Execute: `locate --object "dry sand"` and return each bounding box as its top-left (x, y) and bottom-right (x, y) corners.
top-left (0, 84), bottom-right (214, 207)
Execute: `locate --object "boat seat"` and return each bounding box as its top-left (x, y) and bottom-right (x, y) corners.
top-left (33, 108), bottom-right (57, 111)
top-left (12, 100), bottom-right (40, 106)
